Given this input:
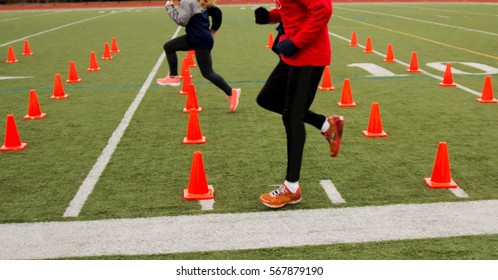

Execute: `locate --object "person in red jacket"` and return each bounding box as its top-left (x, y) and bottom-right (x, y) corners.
top-left (255, 0), bottom-right (344, 208)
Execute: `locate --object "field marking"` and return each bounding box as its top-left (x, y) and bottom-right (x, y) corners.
top-left (63, 26), bottom-right (182, 218)
top-left (0, 10), bottom-right (126, 48)
top-left (0, 76), bottom-right (32, 81)
top-left (450, 187), bottom-right (470, 199)
top-left (320, 180), bottom-right (346, 204)
top-left (328, 31), bottom-right (482, 97)
top-left (333, 15), bottom-right (498, 62)
top-left (1, 199), bottom-right (497, 259)
top-left (335, 6), bottom-right (498, 37)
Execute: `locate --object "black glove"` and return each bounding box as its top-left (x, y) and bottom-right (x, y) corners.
top-left (255, 7), bottom-right (269, 24)
top-left (278, 40), bottom-right (299, 57)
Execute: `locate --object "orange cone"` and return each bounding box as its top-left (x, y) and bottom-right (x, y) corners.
top-left (476, 76), bottom-right (497, 104)
top-left (22, 40), bottom-right (33, 56)
top-left (363, 37), bottom-right (373, 53)
top-left (1, 115), bottom-right (27, 152)
top-left (362, 102), bottom-right (388, 138)
top-left (439, 63), bottom-right (456, 87)
top-left (424, 142), bottom-right (458, 188)
top-left (87, 51), bottom-right (101, 71)
top-left (349, 31), bottom-right (359, 47)
top-left (183, 109), bottom-right (206, 144)
top-left (51, 74), bottom-right (68, 99)
top-left (66, 61), bottom-right (81, 83)
top-left (187, 50), bottom-right (196, 67)
top-left (183, 84), bottom-right (202, 113)
top-left (179, 66), bottom-right (192, 95)
top-left (110, 36), bottom-right (120, 53)
top-left (318, 66), bottom-right (335, 91)
top-left (24, 90), bottom-right (47, 120)
top-left (407, 51), bottom-right (422, 72)
top-left (5, 46), bottom-right (18, 63)
top-left (266, 33), bottom-right (274, 48)
top-left (178, 57), bottom-right (192, 79)
top-left (183, 151), bottom-right (214, 200)
top-left (338, 79), bottom-right (357, 108)
top-left (102, 42), bottom-right (113, 60)
top-left (384, 43), bottom-right (395, 62)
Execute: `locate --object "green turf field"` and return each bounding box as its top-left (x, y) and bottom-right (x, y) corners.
top-left (0, 3), bottom-right (497, 259)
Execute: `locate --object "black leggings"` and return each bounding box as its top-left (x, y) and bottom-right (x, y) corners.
top-left (257, 60), bottom-right (326, 182)
top-left (163, 35), bottom-right (232, 96)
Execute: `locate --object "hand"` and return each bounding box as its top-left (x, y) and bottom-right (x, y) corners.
top-left (254, 6), bottom-right (270, 24)
top-left (211, 29), bottom-right (217, 38)
top-left (165, 0), bottom-right (173, 7)
top-left (277, 40), bottom-right (299, 57)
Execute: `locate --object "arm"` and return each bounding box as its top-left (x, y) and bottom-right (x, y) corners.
top-left (165, 0), bottom-right (194, 26)
top-left (207, 5), bottom-right (222, 36)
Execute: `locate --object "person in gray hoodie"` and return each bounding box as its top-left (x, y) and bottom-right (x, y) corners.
top-left (157, 0), bottom-right (241, 112)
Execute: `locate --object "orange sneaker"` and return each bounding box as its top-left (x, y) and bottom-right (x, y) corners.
top-left (259, 183), bottom-right (302, 208)
top-left (322, 115), bottom-right (344, 157)
top-left (156, 74), bottom-right (180, 86)
top-left (228, 88), bottom-right (241, 112)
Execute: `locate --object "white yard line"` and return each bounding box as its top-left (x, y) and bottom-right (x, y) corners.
top-left (328, 32), bottom-right (482, 97)
top-left (335, 6), bottom-right (498, 37)
top-left (320, 180), bottom-right (346, 204)
top-left (63, 26), bottom-right (182, 218)
top-left (450, 187), bottom-right (470, 198)
top-left (0, 10), bottom-right (126, 48)
top-left (1, 200), bottom-right (497, 259)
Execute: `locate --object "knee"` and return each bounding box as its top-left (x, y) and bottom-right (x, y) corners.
top-left (163, 42), bottom-right (174, 53)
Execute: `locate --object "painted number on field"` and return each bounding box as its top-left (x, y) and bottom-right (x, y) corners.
top-left (349, 61), bottom-right (498, 77)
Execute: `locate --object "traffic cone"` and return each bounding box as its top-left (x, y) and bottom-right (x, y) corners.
top-left (476, 76), bottom-right (497, 104)
top-left (384, 44), bottom-right (395, 62)
top-left (1, 115), bottom-right (27, 152)
top-left (318, 66), bottom-right (335, 91)
top-left (22, 40), bottom-right (33, 56)
top-left (362, 102), bottom-right (388, 137)
top-left (87, 51), bottom-right (101, 71)
top-left (110, 36), bottom-right (120, 53)
top-left (5, 46), bottom-right (18, 63)
top-left (183, 109), bottom-right (206, 144)
top-left (363, 37), bottom-right (373, 53)
top-left (349, 31), bottom-right (359, 47)
top-left (183, 84), bottom-right (202, 113)
top-left (24, 90), bottom-right (47, 120)
top-left (187, 50), bottom-right (196, 67)
top-left (102, 42), bottom-right (113, 60)
top-left (439, 63), bottom-right (456, 87)
top-left (66, 61), bottom-right (81, 83)
top-left (424, 142), bottom-right (458, 188)
top-left (51, 74), bottom-right (68, 99)
top-left (179, 67), bottom-right (192, 95)
top-left (183, 151), bottom-right (214, 200)
top-left (407, 51), bottom-right (422, 72)
top-left (266, 33), bottom-right (274, 48)
top-left (338, 79), bottom-right (357, 108)
top-left (178, 57), bottom-right (192, 79)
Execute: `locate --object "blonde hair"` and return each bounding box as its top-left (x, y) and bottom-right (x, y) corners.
top-left (199, 0), bottom-right (215, 9)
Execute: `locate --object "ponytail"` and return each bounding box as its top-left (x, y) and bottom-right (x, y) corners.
top-left (199, 0), bottom-right (215, 9)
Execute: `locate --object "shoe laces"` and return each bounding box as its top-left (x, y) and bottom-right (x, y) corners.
top-left (270, 184), bottom-right (288, 197)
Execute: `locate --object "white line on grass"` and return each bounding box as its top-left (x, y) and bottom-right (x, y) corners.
top-left (328, 32), bottom-right (482, 97)
top-left (320, 179), bottom-right (346, 204)
top-left (1, 200), bottom-right (497, 259)
top-left (450, 187), bottom-right (470, 198)
top-left (63, 26), bottom-right (183, 218)
top-left (0, 10), bottom-right (126, 48)
top-left (335, 6), bottom-right (498, 37)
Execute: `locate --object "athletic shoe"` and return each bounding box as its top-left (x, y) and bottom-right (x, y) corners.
top-left (322, 115), bottom-right (344, 157)
top-left (156, 74), bottom-right (180, 86)
top-left (228, 88), bottom-right (241, 112)
top-left (259, 183), bottom-right (302, 208)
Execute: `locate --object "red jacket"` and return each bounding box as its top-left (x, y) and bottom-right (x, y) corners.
top-left (269, 0), bottom-right (332, 66)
